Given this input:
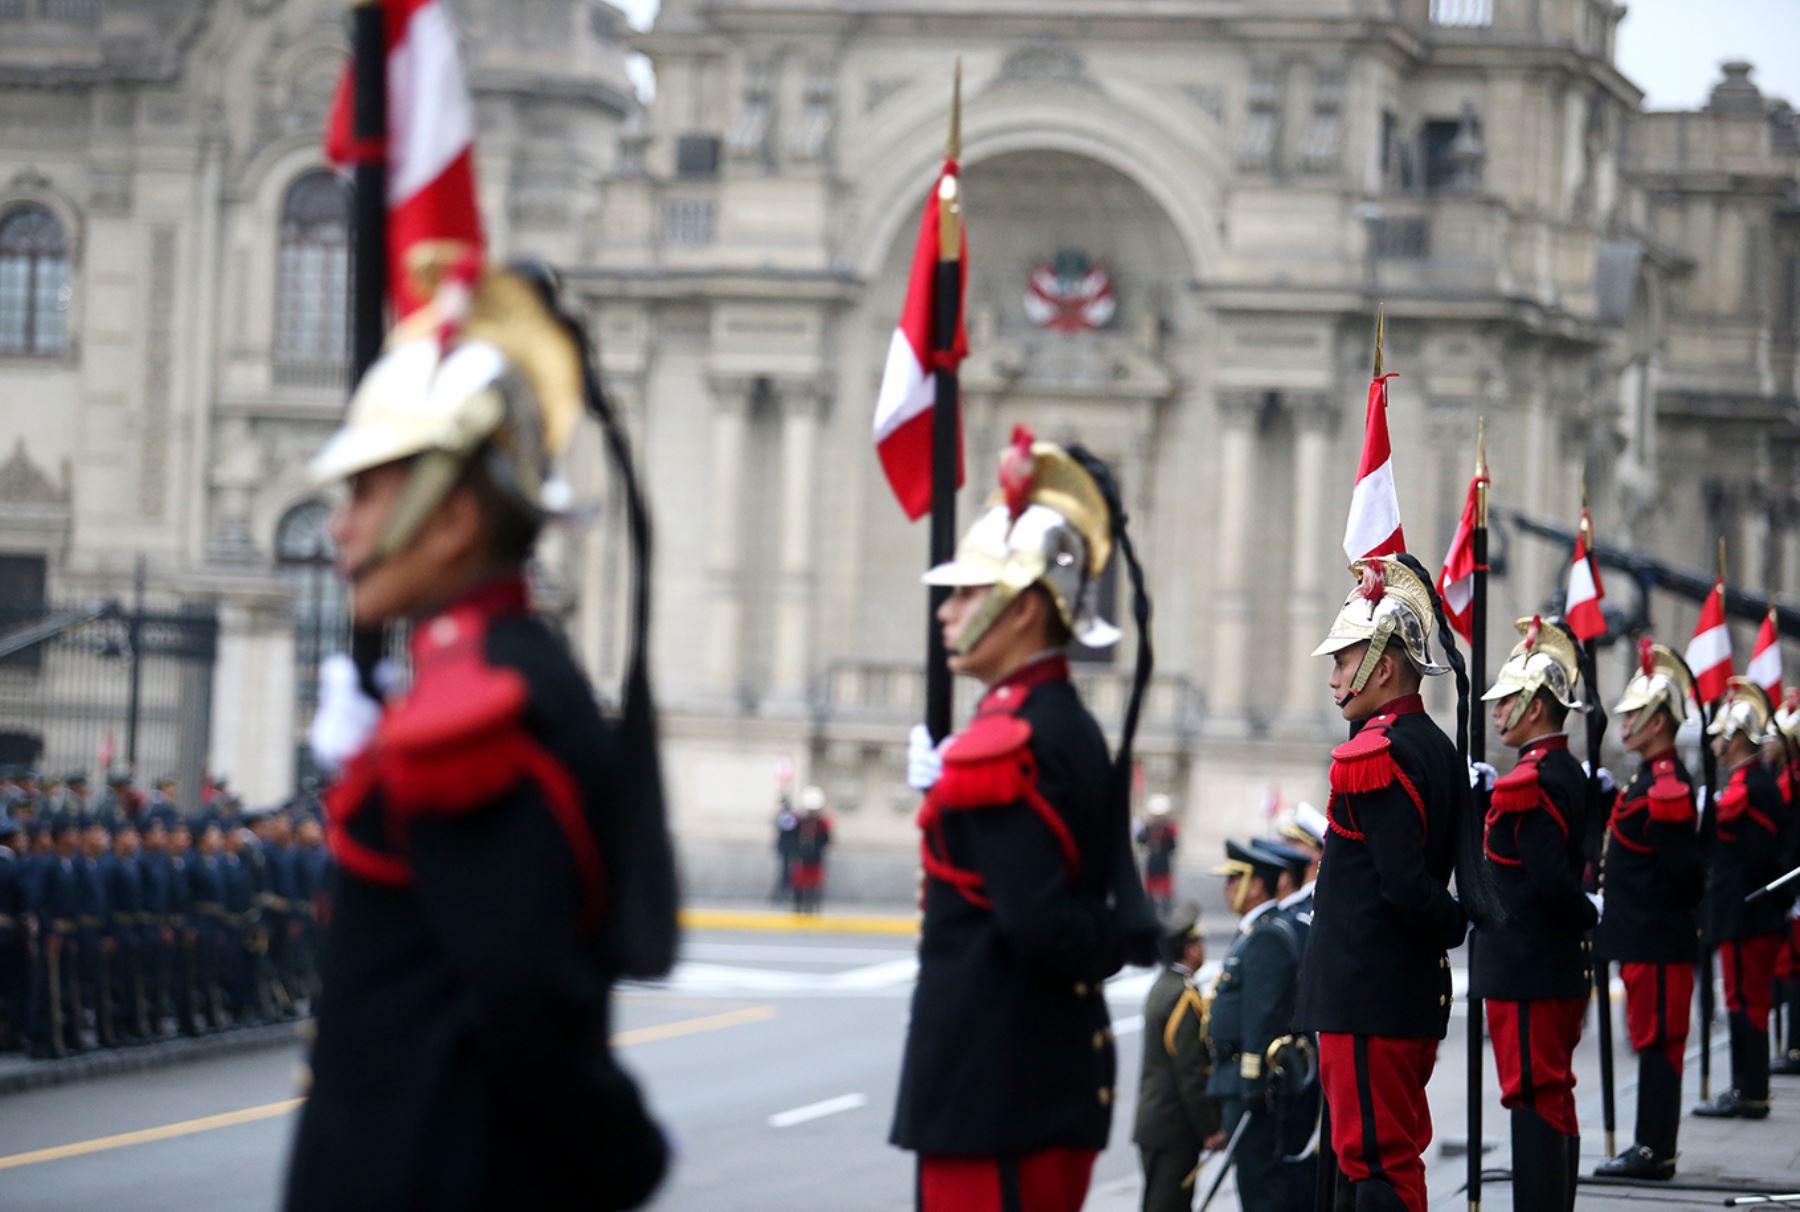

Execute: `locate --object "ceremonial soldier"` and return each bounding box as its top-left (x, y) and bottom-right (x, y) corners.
top-left (103, 821), bottom-right (150, 1042)
top-left (165, 820), bottom-right (204, 1036)
top-left (284, 260), bottom-right (674, 1211)
top-left (187, 821), bottom-right (227, 1030)
top-left (1274, 805), bottom-right (1326, 925)
top-left (0, 814), bottom-right (23, 1051)
top-left (1772, 693), bottom-right (1800, 1077)
top-left (1299, 555), bottom-right (1472, 1212)
top-left (790, 786), bottom-right (833, 915)
top-left (138, 816), bottom-right (176, 1039)
top-left (893, 429), bottom-right (1159, 1212)
top-left (1137, 795), bottom-right (1181, 917)
top-left (1133, 902), bottom-right (1219, 1212)
top-left (220, 825), bottom-right (260, 1023)
top-left (75, 820), bottom-right (116, 1047)
top-left (1208, 841), bottom-right (1306, 1212)
top-left (1475, 616), bottom-right (1598, 1209)
top-left (1594, 640), bottom-right (1704, 1178)
top-left (1249, 837), bottom-right (1322, 1211)
top-left (291, 813), bottom-right (329, 1004)
top-left (1694, 678), bottom-right (1790, 1118)
top-left (27, 820), bottom-right (83, 1057)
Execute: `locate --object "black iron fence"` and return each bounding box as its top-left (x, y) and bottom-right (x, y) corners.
top-left (0, 589), bottom-right (218, 807)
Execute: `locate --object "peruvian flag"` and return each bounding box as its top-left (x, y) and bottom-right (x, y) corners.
top-left (873, 160), bottom-right (968, 520)
top-left (1685, 581), bottom-right (1734, 705)
top-left (1565, 510), bottom-right (1607, 641)
top-left (1342, 372), bottom-right (1405, 561)
top-left (1748, 607), bottom-right (1782, 703)
top-left (1435, 472), bottom-right (1485, 642)
top-left (325, 0), bottom-right (484, 317)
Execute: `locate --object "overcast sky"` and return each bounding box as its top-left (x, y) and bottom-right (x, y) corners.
top-left (609, 0), bottom-right (1799, 110)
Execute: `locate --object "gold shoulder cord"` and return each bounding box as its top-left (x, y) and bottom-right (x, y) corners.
top-left (1164, 985), bottom-right (1208, 1058)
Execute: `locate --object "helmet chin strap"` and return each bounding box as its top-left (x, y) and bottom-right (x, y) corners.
top-left (1339, 618), bottom-right (1399, 708)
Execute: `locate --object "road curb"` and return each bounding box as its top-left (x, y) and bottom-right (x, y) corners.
top-left (0, 1022), bottom-right (308, 1097)
top-left (680, 907), bottom-right (919, 936)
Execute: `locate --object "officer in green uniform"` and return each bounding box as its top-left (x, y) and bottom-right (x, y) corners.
top-left (1207, 840), bottom-right (1304, 1212)
top-left (1134, 902), bottom-right (1219, 1211)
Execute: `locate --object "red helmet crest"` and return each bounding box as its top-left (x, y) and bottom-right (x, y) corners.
top-left (998, 425), bottom-right (1036, 519)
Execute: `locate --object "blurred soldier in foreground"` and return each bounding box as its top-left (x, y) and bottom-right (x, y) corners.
top-left (1299, 556), bottom-right (1472, 1212)
top-left (1137, 795), bottom-right (1181, 917)
top-left (1594, 640), bottom-right (1703, 1178)
top-left (1694, 678), bottom-right (1790, 1119)
top-left (284, 259), bottom-right (674, 1211)
top-left (894, 428), bottom-right (1159, 1212)
top-left (1133, 902), bottom-right (1217, 1212)
top-left (1771, 693), bottom-right (1800, 1076)
top-left (1475, 617), bottom-right (1597, 1209)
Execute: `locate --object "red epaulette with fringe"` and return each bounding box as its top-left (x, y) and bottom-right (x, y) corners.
top-left (1646, 757), bottom-right (1694, 824)
top-left (1489, 759), bottom-right (1543, 816)
top-left (1325, 721), bottom-right (1427, 841)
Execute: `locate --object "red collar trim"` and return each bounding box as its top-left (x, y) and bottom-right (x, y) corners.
top-left (978, 654), bottom-right (1071, 715)
top-left (1519, 733), bottom-right (1571, 759)
top-left (1366, 693), bottom-right (1425, 724)
top-left (411, 575), bottom-right (530, 673)
top-left (1645, 748), bottom-right (1678, 765)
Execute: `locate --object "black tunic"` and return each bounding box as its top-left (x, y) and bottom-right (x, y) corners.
top-left (891, 655), bottom-right (1122, 1156)
top-left (1296, 694), bottom-right (1467, 1040)
top-left (1594, 750), bottom-right (1702, 964)
top-left (1706, 759), bottom-right (1789, 944)
top-left (1472, 735), bottom-right (1597, 1001)
top-left (285, 578), bottom-right (665, 1212)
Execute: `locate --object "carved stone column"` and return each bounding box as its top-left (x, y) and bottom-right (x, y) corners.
top-left (769, 379), bottom-right (825, 705)
top-left (1282, 393), bottom-right (1342, 725)
top-left (704, 376), bottom-right (752, 699)
top-left (1209, 390), bottom-right (1263, 728)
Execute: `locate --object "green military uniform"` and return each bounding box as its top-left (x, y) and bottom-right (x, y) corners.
top-left (1134, 903), bottom-right (1219, 1212)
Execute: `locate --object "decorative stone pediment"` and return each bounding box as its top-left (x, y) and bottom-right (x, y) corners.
top-left (0, 439), bottom-right (67, 506)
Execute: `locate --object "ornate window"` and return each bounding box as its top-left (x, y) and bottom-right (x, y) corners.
top-left (274, 171), bottom-right (352, 386)
top-left (0, 205), bottom-right (71, 356)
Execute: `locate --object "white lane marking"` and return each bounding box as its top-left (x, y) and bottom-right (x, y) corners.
top-left (768, 1092), bottom-right (868, 1129)
top-left (1112, 1014), bottom-right (1145, 1037)
top-left (682, 942), bottom-right (912, 965)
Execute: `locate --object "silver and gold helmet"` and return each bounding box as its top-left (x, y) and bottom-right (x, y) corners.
top-left (1614, 638), bottom-right (1694, 741)
top-left (1775, 691), bottom-right (1800, 744)
top-left (307, 250), bottom-right (585, 569)
top-left (1480, 615), bottom-right (1583, 731)
top-left (1311, 556), bottom-right (1449, 696)
top-left (1707, 676), bottom-right (1776, 746)
top-left (923, 426), bottom-right (1119, 655)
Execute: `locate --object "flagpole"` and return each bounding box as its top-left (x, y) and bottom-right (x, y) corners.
top-left (1576, 490), bottom-right (1619, 1159)
top-left (348, 0), bottom-right (389, 698)
top-left (1468, 417), bottom-right (1487, 1212)
top-left (924, 62), bottom-right (963, 743)
top-left (1697, 539), bottom-right (1727, 1099)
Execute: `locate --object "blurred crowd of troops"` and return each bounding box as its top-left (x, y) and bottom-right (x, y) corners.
top-left (0, 766), bottom-right (332, 1060)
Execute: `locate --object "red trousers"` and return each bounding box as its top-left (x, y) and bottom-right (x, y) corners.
top-left (1486, 998), bottom-right (1585, 1135)
top-left (1721, 934), bottom-right (1784, 1029)
top-left (917, 1148), bottom-right (1097, 1212)
top-left (1144, 872), bottom-right (1173, 899)
top-left (790, 863), bottom-right (824, 891)
top-left (1621, 961), bottom-right (1694, 1070)
top-left (1319, 1033), bottom-right (1437, 1212)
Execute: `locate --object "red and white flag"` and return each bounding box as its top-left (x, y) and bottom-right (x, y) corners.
top-left (1342, 373), bottom-right (1405, 561)
top-left (1685, 581), bottom-right (1734, 705)
top-left (325, 0), bottom-right (484, 317)
top-left (873, 160), bottom-right (968, 520)
top-left (1436, 472), bottom-right (1485, 643)
top-left (1565, 510), bottom-right (1607, 642)
top-left (1748, 607), bottom-right (1782, 703)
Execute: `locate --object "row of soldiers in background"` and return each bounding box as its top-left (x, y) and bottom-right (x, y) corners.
top-left (0, 802), bottom-right (332, 1059)
top-left (0, 764), bottom-right (253, 829)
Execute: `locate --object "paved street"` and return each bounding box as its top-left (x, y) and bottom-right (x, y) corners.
top-left (0, 922), bottom-right (1792, 1211)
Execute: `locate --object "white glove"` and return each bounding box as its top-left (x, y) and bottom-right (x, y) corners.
top-left (1469, 761), bottom-right (1498, 792)
top-left (1581, 762), bottom-right (1617, 794)
top-left (1696, 786), bottom-right (1711, 815)
top-left (308, 653), bottom-right (390, 774)
top-left (907, 724), bottom-right (947, 792)
top-left (1586, 892), bottom-right (1605, 922)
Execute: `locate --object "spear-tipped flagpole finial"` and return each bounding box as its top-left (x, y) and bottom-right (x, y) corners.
top-left (1475, 416), bottom-right (1488, 528)
top-left (1373, 304), bottom-right (1385, 378)
top-left (937, 61), bottom-right (962, 263)
top-left (948, 58), bottom-right (961, 162)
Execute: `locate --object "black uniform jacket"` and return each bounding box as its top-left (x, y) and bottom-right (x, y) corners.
top-left (1473, 735), bottom-right (1597, 1001)
top-left (1706, 758), bottom-right (1790, 944)
top-left (892, 654), bottom-right (1122, 1156)
top-left (1133, 965), bottom-right (1218, 1152)
top-left (286, 577), bottom-right (665, 1212)
top-left (1595, 749), bottom-right (1702, 964)
top-left (1296, 694), bottom-right (1467, 1039)
top-left (1206, 903), bottom-right (1303, 1103)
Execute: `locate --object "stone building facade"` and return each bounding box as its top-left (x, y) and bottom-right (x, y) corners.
top-left (0, 0), bottom-right (1794, 865)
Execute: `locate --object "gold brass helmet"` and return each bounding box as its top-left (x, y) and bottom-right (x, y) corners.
top-left (923, 426), bottom-right (1119, 656)
top-left (1480, 614), bottom-right (1584, 731)
top-left (307, 248), bottom-right (586, 569)
top-left (1707, 676), bottom-right (1776, 747)
top-left (1310, 556), bottom-right (1449, 696)
top-left (1613, 638), bottom-right (1693, 741)
top-left (1776, 690), bottom-right (1800, 744)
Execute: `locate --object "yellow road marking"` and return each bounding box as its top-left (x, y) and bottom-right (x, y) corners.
top-left (0, 1098), bottom-right (304, 1171)
top-left (0, 1002), bottom-right (776, 1172)
top-left (681, 908), bottom-right (918, 936)
top-left (612, 1003), bottom-right (776, 1046)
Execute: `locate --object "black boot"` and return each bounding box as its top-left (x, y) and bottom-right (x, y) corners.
top-left (1595, 1143), bottom-right (1675, 1181)
top-left (1635, 1049), bottom-right (1683, 1165)
top-left (1741, 1022), bottom-right (1772, 1104)
top-left (1510, 1108), bottom-right (1572, 1210)
top-left (1565, 1133), bottom-right (1580, 1211)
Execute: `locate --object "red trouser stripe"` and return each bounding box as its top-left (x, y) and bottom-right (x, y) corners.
top-left (1721, 934), bottom-right (1784, 1029)
top-left (917, 1147), bottom-right (1097, 1212)
top-left (1486, 997), bottom-right (1586, 1136)
top-left (1621, 961), bottom-right (1694, 1071)
top-left (1319, 1033), bottom-right (1437, 1212)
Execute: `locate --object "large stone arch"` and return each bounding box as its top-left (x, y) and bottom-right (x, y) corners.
top-left (848, 82), bottom-right (1227, 284)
